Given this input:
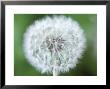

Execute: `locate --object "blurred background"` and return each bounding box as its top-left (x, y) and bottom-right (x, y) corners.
top-left (14, 14), bottom-right (97, 76)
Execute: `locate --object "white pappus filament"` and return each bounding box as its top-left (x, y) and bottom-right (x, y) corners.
top-left (23, 15), bottom-right (86, 76)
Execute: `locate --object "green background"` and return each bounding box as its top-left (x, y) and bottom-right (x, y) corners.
top-left (14, 14), bottom-right (97, 76)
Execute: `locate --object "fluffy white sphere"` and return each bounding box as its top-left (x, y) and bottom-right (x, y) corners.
top-left (23, 15), bottom-right (86, 76)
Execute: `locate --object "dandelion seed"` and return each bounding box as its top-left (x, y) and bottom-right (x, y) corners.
top-left (23, 15), bottom-right (86, 76)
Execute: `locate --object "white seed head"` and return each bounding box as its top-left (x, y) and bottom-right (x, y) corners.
top-left (23, 15), bottom-right (86, 75)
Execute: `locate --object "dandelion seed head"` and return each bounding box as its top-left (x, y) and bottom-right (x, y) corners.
top-left (23, 15), bottom-right (86, 75)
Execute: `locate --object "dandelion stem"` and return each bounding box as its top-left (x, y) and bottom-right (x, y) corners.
top-left (53, 65), bottom-right (58, 76)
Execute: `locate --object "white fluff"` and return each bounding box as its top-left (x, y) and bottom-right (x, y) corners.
top-left (23, 15), bottom-right (86, 76)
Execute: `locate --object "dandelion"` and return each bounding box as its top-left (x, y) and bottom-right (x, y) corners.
top-left (23, 15), bottom-right (86, 76)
